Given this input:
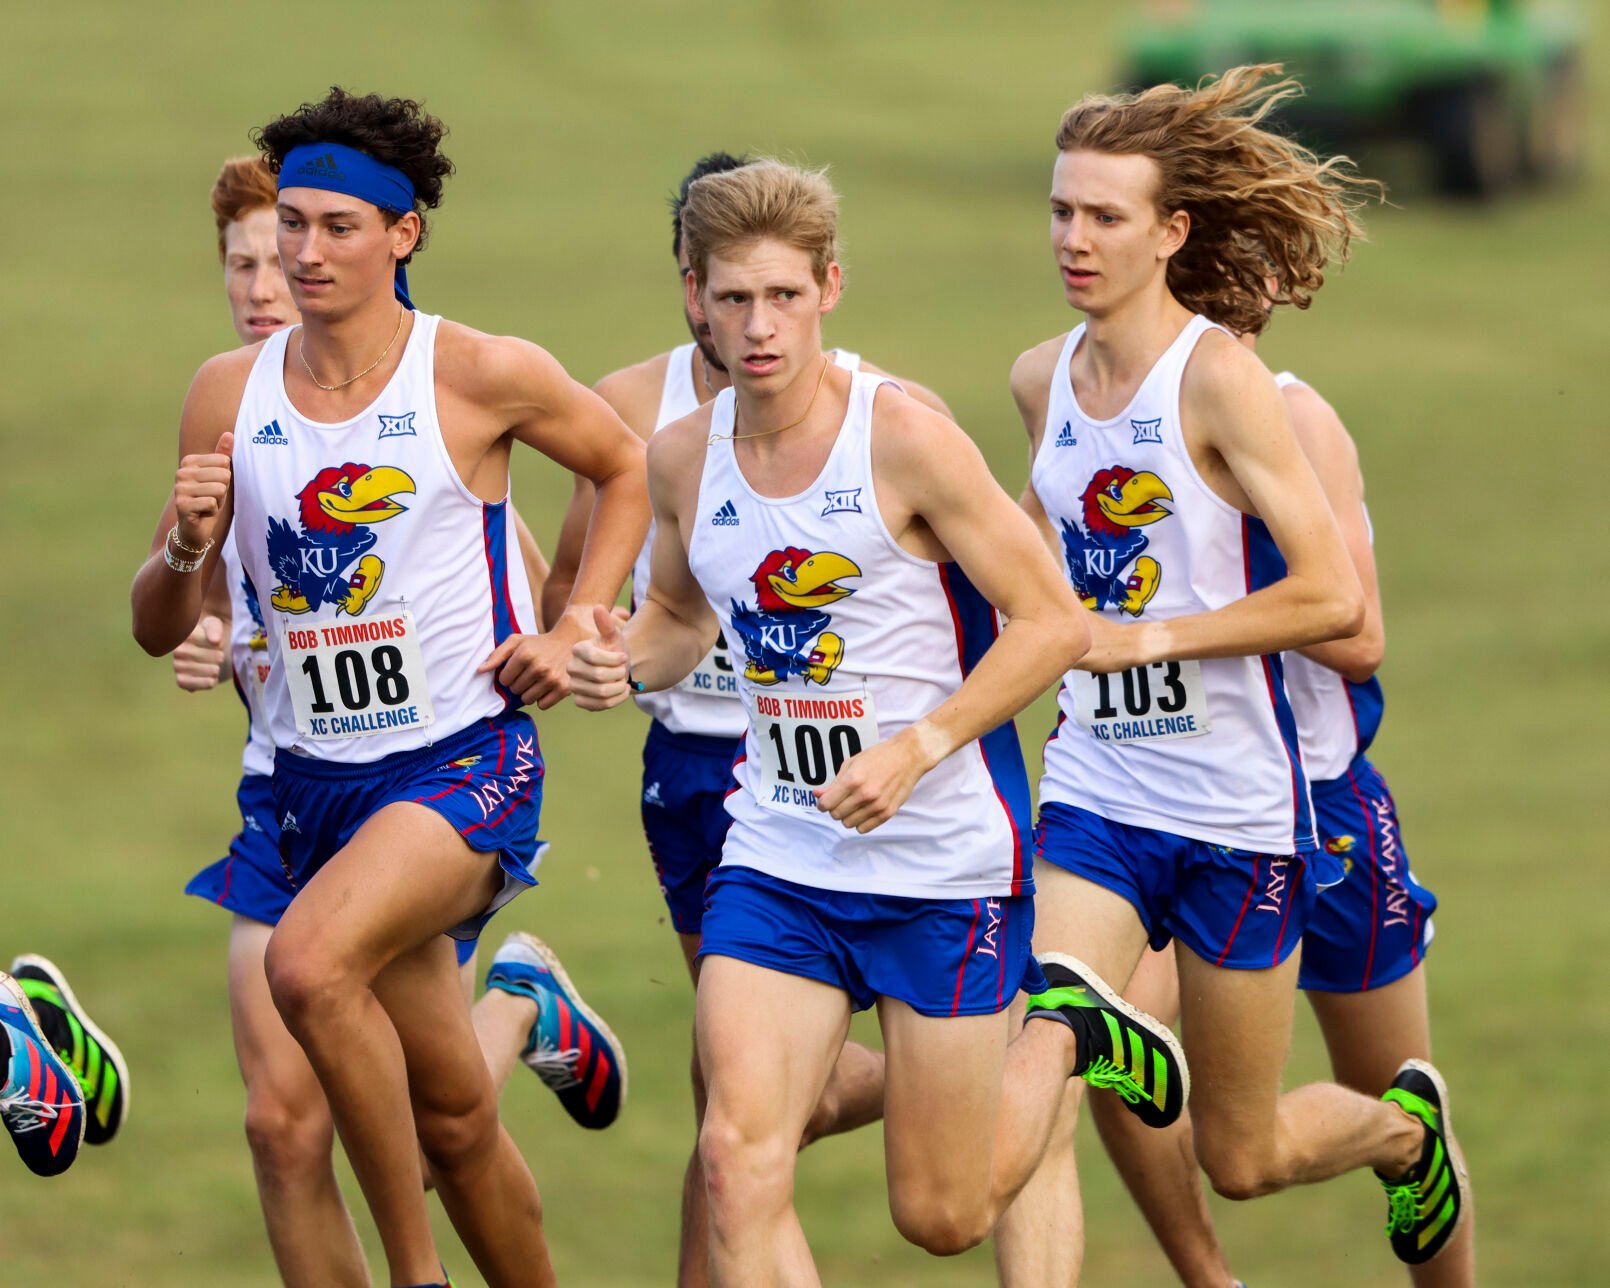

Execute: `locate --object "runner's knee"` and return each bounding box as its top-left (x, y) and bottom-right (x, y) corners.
top-left (1196, 1135), bottom-right (1288, 1200)
top-left (243, 1084), bottom-right (333, 1181)
top-left (698, 1108), bottom-right (795, 1213)
top-left (888, 1185), bottom-right (991, 1256)
top-left (414, 1090), bottom-right (500, 1179)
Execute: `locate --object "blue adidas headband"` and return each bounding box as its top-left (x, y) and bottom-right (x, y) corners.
top-left (279, 142), bottom-right (417, 309)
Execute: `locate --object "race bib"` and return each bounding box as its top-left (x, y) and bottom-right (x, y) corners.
top-left (676, 631), bottom-right (740, 699)
top-left (280, 609), bottom-right (434, 740)
top-left (1069, 660), bottom-right (1211, 743)
top-left (748, 688), bottom-right (880, 814)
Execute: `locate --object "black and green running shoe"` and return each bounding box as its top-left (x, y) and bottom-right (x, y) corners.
top-left (1376, 1059), bottom-right (1466, 1265)
top-left (8, 955), bottom-right (128, 1146)
top-left (1025, 952), bottom-right (1188, 1129)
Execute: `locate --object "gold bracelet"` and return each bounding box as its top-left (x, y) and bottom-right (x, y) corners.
top-left (168, 524), bottom-right (211, 558)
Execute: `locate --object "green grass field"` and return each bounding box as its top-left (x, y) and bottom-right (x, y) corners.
top-left (3, 2), bottom-right (1608, 1283)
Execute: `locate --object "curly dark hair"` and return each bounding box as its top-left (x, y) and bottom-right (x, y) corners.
top-left (252, 87), bottom-right (454, 263)
top-left (670, 152), bottom-right (749, 257)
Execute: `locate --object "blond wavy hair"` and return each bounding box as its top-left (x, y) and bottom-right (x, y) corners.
top-left (680, 159), bottom-right (839, 288)
top-left (1057, 65), bottom-right (1384, 333)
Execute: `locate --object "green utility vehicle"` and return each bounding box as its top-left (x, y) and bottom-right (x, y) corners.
top-left (1120, 0), bottom-right (1584, 196)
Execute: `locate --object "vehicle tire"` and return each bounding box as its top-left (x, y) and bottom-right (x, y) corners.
top-left (1421, 79), bottom-right (1522, 198)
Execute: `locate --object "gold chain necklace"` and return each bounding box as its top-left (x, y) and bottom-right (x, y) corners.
top-left (298, 307), bottom-right (407, 392)
top-left (708, 356), bottom-right (830, 445)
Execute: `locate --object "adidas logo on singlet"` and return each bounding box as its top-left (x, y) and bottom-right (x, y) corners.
top-left (1054, 421), bottom-right (1077, 448)
top-left (711, 499), bottom-right (740, 527)
top-left (253, 418), bottom-right (288, 446)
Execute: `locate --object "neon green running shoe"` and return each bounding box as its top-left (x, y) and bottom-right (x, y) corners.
top-left (1376, 1059), bottom-right (1467, 1265)
top-left (1025, 952), bottom-right (1187, 1128)
top-left (8, 955), bottom-right (128, 1146)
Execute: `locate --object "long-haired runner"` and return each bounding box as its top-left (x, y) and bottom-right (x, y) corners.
top-left (996, 66), bottom-right (1466, 1285)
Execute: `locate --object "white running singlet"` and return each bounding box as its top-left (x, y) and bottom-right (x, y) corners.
top-left (220, 530), bottom-right (275, 779)
top-left (630, 345), bottom-right (861, 737)
top-left (1272, 371), bottom-right (1384, 782)
top-left (685, 371), bottom-right (1031, 899)
top-left (232, 314), bottom-right (535, 762)
top-left (1032, 317), bottom-right (1316, 853)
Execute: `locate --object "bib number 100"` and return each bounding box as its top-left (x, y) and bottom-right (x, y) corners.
top-left (765, 722), bottom-right (863, 787)
top-left (300, 646), bottom-right (410, 713)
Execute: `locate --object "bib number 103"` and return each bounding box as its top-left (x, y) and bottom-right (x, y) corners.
top-left (749, 689), bottom-right (880, 814)
top-left (282, 612), bottom-right (435, 740)
top-left (1069, 659), bottom-right (1211, 743)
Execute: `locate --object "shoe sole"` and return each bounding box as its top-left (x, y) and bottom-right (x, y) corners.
top-left (1398, 1057), bottom-right (1469, 1259)
top-left (10, 954), bottom-right (129, 1143)
top-left (0, 971), bottom-right (87, 1167)
top-left (1038, 950), bottom-right (1190, 1116)
top-left (504, 931), bottom-right (628, 1114)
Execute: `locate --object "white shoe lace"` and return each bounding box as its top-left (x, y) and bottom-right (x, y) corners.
top-left (0, 1089), bottom-right (60, 1134)
top-left (526, 1037), bottom-right (582, 1092)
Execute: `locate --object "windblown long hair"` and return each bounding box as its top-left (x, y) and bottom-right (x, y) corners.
top-left (1057, 65), bottom-right (1384, 333)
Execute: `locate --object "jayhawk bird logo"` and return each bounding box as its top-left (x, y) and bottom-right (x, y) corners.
top-left (265, 463), bottom-right (415, 616)
top-left (729, 546), bottom-right (861, 686)
top-left (1058, 465), bottom-right (1173, 616)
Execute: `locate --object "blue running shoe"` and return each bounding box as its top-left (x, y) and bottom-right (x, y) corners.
top-left (1, 971), bottom-right (85, 1176)
top-left (485, 932), bottom-right (627, 1130)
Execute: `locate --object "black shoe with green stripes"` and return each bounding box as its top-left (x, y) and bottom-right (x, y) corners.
top-left (1376, 1059), bottom-right (1466, 1265)
top-left (8, 956), bottom-right (128, 1146)
top-left (1025, 952), bottom-right (1187, 1128)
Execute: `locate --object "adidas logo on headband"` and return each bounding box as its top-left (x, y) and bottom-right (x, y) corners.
top-left (294, 152), bottom-right (345, 180)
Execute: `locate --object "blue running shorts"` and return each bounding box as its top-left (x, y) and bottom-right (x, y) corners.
top-left (185, 773), bottom-right (294, 926)
top-left (272, 711), bottom-right (543, 942)
top-left (1299, 756), bottom-right (1437, 994)
top-left (1036, 802), bottom-right (1316, 972)
top-left (640, 721), bottom-right (740, 935)
top-left (697, 864), bottom-right (1046, 1016)
top-left (187, 773), bottom-right (484, 964)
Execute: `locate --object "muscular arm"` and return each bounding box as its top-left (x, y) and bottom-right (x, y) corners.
top-left (568, 417), bottom-right (719, 707)
top-left (1010, 340), bottom-right (1067, 565)
top-left (1078, 336), bottom-right (1363, 673)
top-left (1284, 383), bottom-right (1384, 682)
top-left (541, 477), bottom-right (590, 630)
top-left (131, 350), bottom-right (252, 656)
top-left (816, 392), bottom-right (1087, 832)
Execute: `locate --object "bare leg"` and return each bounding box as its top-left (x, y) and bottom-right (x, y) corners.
top-left (227, 916), bottom-right (369, 1287)
top-left (266, 803), bottom-right (554, 1288)
top-left (676, 929), bottom-right (887, 1288)
top-left (473, 985), bottom-right (536, 1098)
top-left (995, 865), bottom-right (1151, 1287)
top-left (1175, 942), bottom-right (1423, 1200)
top-left (697, 955), bottom-right (851, 1288)
top-left (1087, 944), bottom-right (1234, 1288)
top-left (1308, 968), bottom-right (1475, 1286)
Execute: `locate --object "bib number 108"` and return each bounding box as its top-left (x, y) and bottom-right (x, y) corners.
top-left (300, 645), bottom-right (410, 713)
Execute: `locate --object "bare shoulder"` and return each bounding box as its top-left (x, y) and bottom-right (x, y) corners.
top-left (433, 319), bottom-right (564, 405)
top-left (1010, 333), bottom-right (1067, 402)
top-left (869, 382), bottom-right (976, 478)
top-left (594, 351), bottom-right (673, 438)
top-left (1008, 332), bottom-right (1068, 446)
top-left (1181, 326), bottom-right (1274, 411)
top-left (1281, 380), bottom-right (1359, 471)
top-left (645, 401), bottom-right (715, 489)
top-left (183, 344), bottom-right (260, 439)
top-left (858, 359), bottom-right (952, 419)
